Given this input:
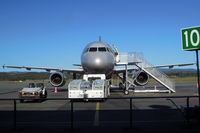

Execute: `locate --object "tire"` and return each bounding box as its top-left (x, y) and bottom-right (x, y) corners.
top-left (36, 99), bottom-right (41, 102)
top-left (43, 90), bottom-right (47, 98)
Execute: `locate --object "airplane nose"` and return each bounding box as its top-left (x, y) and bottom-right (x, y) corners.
top-left (85, 55), bottom-right (106, 73)
top-left (95, 58), bottom-right (101, 65)
top-left (90, 57), bottom-right (104, 68)
top-left (81, 53), bottom-right (115, 74)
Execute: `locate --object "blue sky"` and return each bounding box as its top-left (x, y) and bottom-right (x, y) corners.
top-left (0, 0), bottom-right (199, 72)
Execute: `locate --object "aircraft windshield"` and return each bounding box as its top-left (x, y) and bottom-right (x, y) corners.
top-left (84, 48), bottom-right (89, 53)
top-left (98, 47), bottom-right (106, 52)
top-left (106, 48), bottom-right (110, 52)
top-left (89, 47), bottom-right (97, 52)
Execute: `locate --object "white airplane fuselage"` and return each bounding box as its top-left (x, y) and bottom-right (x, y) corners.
top-left (81, 41), bottom-right (115, 76)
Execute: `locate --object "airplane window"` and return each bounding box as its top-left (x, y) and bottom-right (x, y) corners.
top-left (89, 47), bottom-right (97, 52)
top-left (84, 48), bottom-right (89, 53)
top-left (106, 48), bottom-right (110, 52)
top-left (98, 47), bottom-right (106, 52)
top-left (108, 48), bottom-right (114, 54)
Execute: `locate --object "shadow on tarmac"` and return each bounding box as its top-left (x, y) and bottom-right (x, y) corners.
top-left (0, 108), bottom-right (200, 133)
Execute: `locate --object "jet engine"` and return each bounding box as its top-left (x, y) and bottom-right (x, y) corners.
top-left (49, 72), bottom-right (66, 87)
top-left (134, 71), bottom-right (149, 86)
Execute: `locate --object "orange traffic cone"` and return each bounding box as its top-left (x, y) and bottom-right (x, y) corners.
top-left (197, 83), bottom-right (199, 89)
top-left (154, 86), bottom-right (157, 90)
top-left (54, 87), bottom-right (58, 93)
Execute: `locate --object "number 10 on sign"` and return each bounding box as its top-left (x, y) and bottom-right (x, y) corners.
top-left (182, 26), bottom-right (200, 51)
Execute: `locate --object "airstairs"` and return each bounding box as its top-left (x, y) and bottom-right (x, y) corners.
top-left (117, 73), bottom-right (136, 88)
top-left (118, 53), bottom-right (175, 93)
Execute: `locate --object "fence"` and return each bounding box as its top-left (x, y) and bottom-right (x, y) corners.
top-left (0, 96), bottom-right (199, 130)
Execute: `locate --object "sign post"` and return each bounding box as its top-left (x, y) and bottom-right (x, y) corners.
top-left (196, 50), bottom-right (200, 102)
top-left (181, 26), bottom-right (200, 105)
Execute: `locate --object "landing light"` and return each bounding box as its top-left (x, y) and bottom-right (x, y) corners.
top-left (95, 58), bottom-right (101, 64)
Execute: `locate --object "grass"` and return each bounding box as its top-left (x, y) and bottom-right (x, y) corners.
top-left (171, 76), bottom-right (197, 82)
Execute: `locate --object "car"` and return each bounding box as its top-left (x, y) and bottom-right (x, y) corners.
top-left (19, 83), bottom-right (47, 103)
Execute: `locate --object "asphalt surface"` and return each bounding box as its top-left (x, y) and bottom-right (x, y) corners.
top-left (0, 81), bottom-right (200, 133)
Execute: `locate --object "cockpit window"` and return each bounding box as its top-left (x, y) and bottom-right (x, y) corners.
top-left (108, 47), bottom-right (114, 54)
top-left (89, 47), bottom-right (97, 52)
top-left (106, 48), bottom-right (110, 52)
top-left (84, 48), bottom-right (89, 53)
top-left (98, 47), bottom-right (106, 52)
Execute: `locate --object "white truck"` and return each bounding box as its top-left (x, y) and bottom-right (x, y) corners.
top-left (19, 83), bottom-right (47, 103)
top-left (68, 74), bottom-right (110, 99)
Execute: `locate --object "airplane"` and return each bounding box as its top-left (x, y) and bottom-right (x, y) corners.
top-left (2, 36), bottom-right (195, 94)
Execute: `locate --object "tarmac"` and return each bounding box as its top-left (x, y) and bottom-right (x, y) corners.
top-left (0, 81), bottom-right (200, 132)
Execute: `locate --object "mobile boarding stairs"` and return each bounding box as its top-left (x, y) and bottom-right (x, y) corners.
top-left (117, 53), bottom-right (175, 94)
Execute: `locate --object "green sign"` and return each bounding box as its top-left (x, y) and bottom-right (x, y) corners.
top-left (181, 26), bottom-right (200, 51)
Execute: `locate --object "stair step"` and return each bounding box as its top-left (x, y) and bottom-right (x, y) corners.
top-left (118, 53), bottom-right (175, 93)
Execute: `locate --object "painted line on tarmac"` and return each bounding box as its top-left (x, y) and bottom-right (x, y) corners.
top-left (94, 102), bottom-right (100, 126)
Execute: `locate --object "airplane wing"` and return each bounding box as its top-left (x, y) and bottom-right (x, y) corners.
top-left (2, 65), bottom-right (84, 73)
top-left (113, 63), bottom-right (195, 73)
top-left (151, 63), bottom-right (196, 69)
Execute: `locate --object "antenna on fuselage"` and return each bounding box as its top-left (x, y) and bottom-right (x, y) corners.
top-left (99, 36), bottom-right (101, 42)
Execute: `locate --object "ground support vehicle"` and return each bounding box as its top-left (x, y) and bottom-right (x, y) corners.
top-left (19, 83), bottom-right (47, 103)
top-left (68, 79), bottom-right (110, 99)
